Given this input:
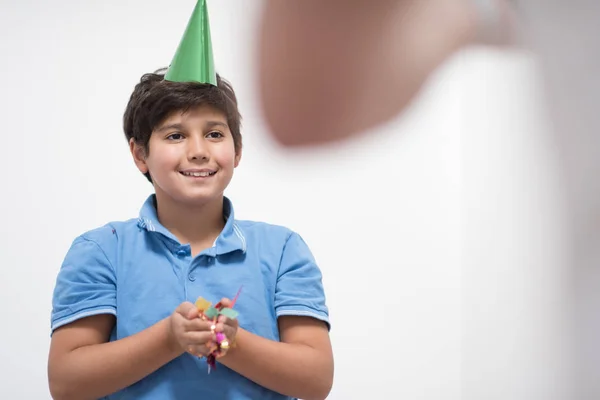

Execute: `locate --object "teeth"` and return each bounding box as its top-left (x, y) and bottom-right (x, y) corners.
top-left (182, 171), bottom-right (214, 177)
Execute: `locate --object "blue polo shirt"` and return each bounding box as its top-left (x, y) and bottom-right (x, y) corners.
top-left (51, 195), bottom-right (330, 400)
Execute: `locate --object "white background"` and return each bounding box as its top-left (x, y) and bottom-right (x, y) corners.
top-left (0, 1), bottom-right (568, 399)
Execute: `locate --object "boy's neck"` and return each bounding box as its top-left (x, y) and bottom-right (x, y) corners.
top-left (154, 194), bottom-right (226, 254)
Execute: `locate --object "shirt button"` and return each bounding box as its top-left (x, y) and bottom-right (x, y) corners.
top-left (189, 274), bottom-right (196, 282)
top-left (176, 249), bottom-right (187, 257)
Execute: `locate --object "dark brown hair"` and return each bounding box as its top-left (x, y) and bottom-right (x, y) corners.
top-left (123, 69), bottom-right (242, 182)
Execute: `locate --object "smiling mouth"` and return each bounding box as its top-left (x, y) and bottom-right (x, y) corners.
top-left (180, 171), bottom-right (217, 177)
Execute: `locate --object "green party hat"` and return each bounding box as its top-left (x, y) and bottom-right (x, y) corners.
top-left (165, 0), bottom-right (217, 85)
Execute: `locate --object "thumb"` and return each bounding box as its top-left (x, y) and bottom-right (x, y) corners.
top-left (186, 304), bottom-right (200, 320)
top-left (219, 298), bottom-right (233, 308)
top-left (177, 301), bottom-right (199, 319)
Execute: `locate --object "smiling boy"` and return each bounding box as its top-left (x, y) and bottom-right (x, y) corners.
top-left (47, 2), bottom-right (333, 399)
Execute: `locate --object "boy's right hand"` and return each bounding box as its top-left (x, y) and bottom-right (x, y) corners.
top-left (169, 302), bottom-right (216, 357)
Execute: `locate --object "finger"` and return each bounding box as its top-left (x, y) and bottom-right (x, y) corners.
top-left (218, 297), bottom-right (232, 308)
top-left (190, 336), bottom-right (220, 357)
top-left (176, 301), bottom-right (196, 317)
top-left (216, 315), bottom-right (234, 326)
top-left (186, 344), bottom-right (213, 358)
top-left (222, 328), bottom-right (237, 347)
top-left (214, 321), bottom-right (225, 333)
top-left (171, 309), bottom-right (187, 326)
top-left (182, 330), bottom-right (216, 346)
top-left (183, 318), bottom-right (213, 333)
top-left (186, 305), bottom-right (199, 320)
top-left (215, 319), bottom-right (238, 342)
top-left (173, 311), bottom-right (202, 333)
top-left (217, 316), bottom-right (239, 330)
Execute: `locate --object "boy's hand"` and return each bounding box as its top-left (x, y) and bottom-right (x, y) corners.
top-left (214, 297), bottom-right (239, 357)
top-left (169, 302), bottom-right (216, 357)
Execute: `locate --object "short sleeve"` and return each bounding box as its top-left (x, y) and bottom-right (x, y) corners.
top-left (274, 232), bottom-right (330, 329)
top-left (51, 233), bottom-right (117, 333)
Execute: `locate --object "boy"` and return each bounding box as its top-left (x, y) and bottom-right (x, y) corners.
top-left (47, 2), bottom-right (333, 399)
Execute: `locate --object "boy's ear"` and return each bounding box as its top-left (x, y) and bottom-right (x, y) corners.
top-left (129, 138), bottom-right (149, 174)
top-left (234, 150), bottom-right (242, 168)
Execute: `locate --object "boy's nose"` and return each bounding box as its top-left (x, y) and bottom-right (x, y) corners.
top-left (187, 137), bottom-right (209, 160)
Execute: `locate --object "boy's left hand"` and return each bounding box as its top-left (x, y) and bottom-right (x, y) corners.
top-left (214, 297), bottom-right (239, 357)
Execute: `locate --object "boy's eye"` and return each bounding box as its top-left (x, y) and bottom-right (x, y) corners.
top-left (167, 133), bottom-right (184, 140)
top-left (206, 131), bottom-right (223, 139)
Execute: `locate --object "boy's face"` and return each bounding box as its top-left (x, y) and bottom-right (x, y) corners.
top-left (131, 105), bottom-right (241, 208)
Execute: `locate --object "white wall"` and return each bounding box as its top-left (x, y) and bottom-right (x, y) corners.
top-left (0, 1), bottom-right (566, 399)
top-left (461, 49), bottom-right (569, 400)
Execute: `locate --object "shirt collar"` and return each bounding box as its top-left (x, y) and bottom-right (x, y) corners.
top-left (137, 195), bottom-right (246, 256)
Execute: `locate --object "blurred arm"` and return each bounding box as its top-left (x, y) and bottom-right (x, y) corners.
top-left (259, 0), bottom-right (479, 146)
